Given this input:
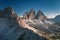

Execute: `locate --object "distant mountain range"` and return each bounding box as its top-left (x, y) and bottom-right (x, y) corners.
top-left (0, 6), bottom-right (60, 40)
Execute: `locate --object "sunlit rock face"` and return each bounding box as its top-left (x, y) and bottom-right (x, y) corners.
top-left (29, 9), bottom-right (35, 19)
top-left (23, 9), bottom-right (35, 19)
top-left (35, 10), bottom-right (47, 20)
top-left (23, 12), bottom-right (29, 19)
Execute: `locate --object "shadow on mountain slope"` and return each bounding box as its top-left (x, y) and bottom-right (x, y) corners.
top-left (18, 28), bottom-right (47, 40)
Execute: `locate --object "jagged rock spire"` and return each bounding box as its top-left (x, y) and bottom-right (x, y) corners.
top-left (23, 12), bottom-right (29, 19)
top-left (3, 6), bottom-right (14, 14)
top-left (37, 10), bottom-right (44, 15)
top-left (35, 10), bottom-right (46, 20)
top-left (0, 6), bottom-right (17, 18)
top-left (29, 9), bottom-right (35, 19)
top-left (35, 10), bottom-right (44, 17)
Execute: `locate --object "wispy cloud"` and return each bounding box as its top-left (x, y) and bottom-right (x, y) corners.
top-left (46, 13), bottom-right (60, 18)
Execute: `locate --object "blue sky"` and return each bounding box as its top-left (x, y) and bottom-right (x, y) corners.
top-left (0, 0), bottom-right (60, 18)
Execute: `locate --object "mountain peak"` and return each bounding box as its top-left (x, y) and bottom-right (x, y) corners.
top-left (55, 15), bottom-right (60, 18)
top-left (0, 6), bottom-right (17, 18)
top-left (29, 9), bottom-right (34, 12)
top-left (37, 10), bottom-right (44, 15)
top-left (35, 10), bottom-right (46, 20)
top-left (0, 10), bottom-right (2, 14)
top-left (4, 6), bottom-right (14, 14)
top-left (54, 15), bottom-right (60, 25)
top-left (29, 9), bottom-right (35, 19)
top-left (23, 12), bottom-right (29, 19)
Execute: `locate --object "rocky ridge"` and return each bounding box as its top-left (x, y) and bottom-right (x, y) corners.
top-left (23, 9), bottom-right (47, 21)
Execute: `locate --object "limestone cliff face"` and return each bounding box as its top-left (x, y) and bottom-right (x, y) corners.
top-left (23, 12), bottom-right (29, 19)
top-left (0, 6), bottom-right (17, 18)
top-left (22, 9), bottom-right (47, 20)
top-left (35, 10), bottom-right (47, 20)
top-left (29, 9), bottom-right (35, 19)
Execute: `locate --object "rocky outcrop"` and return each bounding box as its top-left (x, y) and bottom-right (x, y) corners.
top-left (23, 9), bottom-right (47, 20)
top-left (35, 10), bottom-right (47, 20)
top-left (23, 12), bottom-right (29, 19)
top-left (0, 6), bottom-right (17, 21)
top-left (0, 6), bottom-right (17, 18)
top-left (54, 15), bottom-right (60, 25)
top-left (29, 9), bottom-right (35, 19)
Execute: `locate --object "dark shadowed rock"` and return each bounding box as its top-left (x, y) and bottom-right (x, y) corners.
top-left (0, 10), bottom-right (3, 17)
top-left (0, 6), bottom-right (17, 18)
top-left (23, 12), bottom-right (29, 19)
top-left (35, 10), bottom-right (47, 20)
top-left (3, 6), bottom-right (16, 18)
top-left (4, 6), bottom-right (14, 14)
top-left (29, 9), bottom-right (35, 19)
top-left (18, 28), bottom-right (46, 40)
top-left (54, 15), bottom-right (60, 25)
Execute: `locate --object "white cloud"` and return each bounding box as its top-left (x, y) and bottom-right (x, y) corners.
top-left (46, 13), bottom-right (60, 18)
